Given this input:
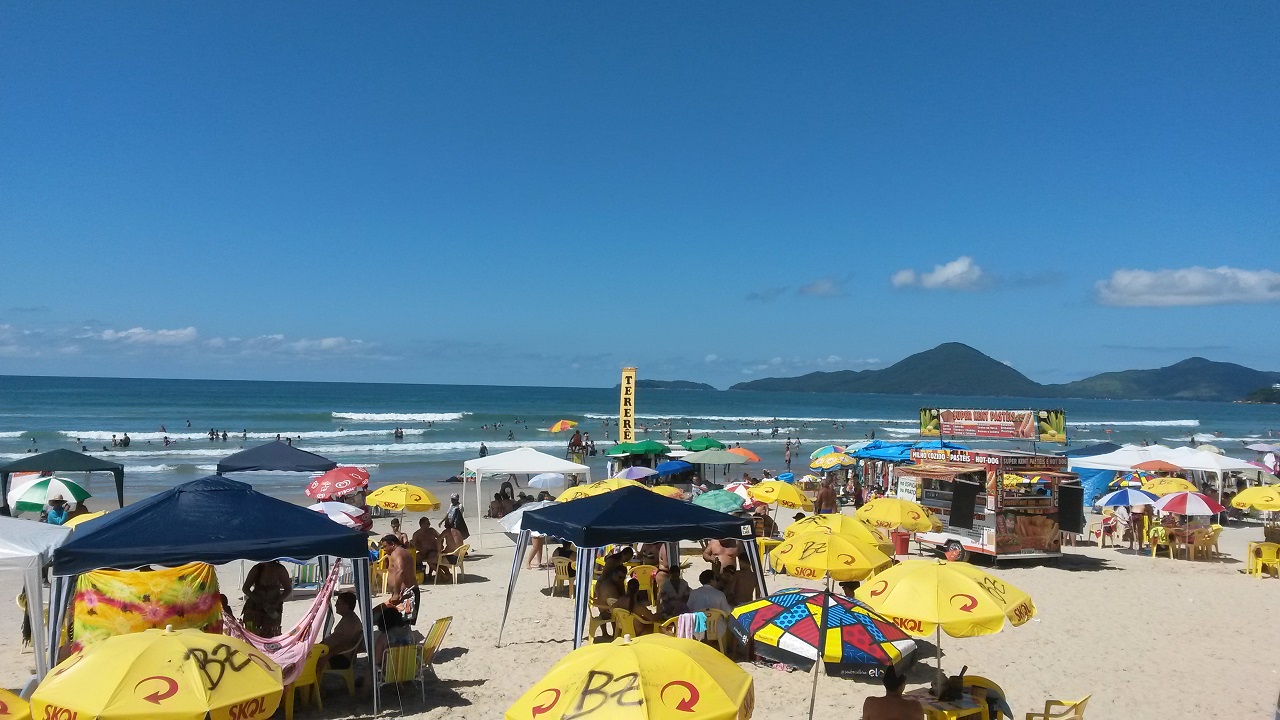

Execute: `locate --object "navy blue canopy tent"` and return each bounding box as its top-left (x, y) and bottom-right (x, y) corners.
top-left (48, 476), bottom-right (383, 711)
top-left (0, 449), bottom-right (125, 515)
top-left (498, 486), bottom-right (767, 647)
top-left (216, 440), bottom-right (337, 474)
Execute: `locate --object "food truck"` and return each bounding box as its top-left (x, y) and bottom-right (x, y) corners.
top-left (896, 447), bottom-right (1082, 561)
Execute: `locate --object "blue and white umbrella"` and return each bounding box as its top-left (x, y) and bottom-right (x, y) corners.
top-left (1098, 488), bottom-right (1158, 507)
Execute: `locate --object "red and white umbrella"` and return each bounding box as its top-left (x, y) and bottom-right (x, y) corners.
top-left (307, 501), bottom-right (368, 529)
top-left (1153, 491), bottom-right (1225, 516)
top-left (723, 482), bottom-right (752, 501)
top-left (305, 466), bottom-right (370, 500)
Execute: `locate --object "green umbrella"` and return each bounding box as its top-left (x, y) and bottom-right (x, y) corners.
top-left (683, 449), bottom-right (749, 465)
top-left (680, 437), bottom-right (726, 451)
top-left (693, 490), bottom-right (747, 513)
top-left (7, 475), bottom-right (92, 513)
top-left (606, 439), bottom-right (671, 456)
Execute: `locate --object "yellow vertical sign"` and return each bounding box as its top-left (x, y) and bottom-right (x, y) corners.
top-left (619, 367), bottom-right (636, 443)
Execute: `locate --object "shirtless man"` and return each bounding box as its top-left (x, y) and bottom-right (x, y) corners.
top-left (815, 479), bottom-right (838, 515)
top-left (702, 538), bottom-right (740, 574)
top-left (411, 518), bottom-right (441, 580)
top-left (722, 562), bottom-right (759, 605)
top-left (379, 535), bottom-right (419, 623)
top-left (592, 564), bottom-right (628, 640)
top-left (317, 591), bottom-right (363, 675)
top-left (862, 667), bottom-right (922, 720)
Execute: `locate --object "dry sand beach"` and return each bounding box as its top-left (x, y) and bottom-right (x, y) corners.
top-left (5, 507), bottom-right (1278, 719)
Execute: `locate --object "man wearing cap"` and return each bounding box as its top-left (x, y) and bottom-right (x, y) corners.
top-left (45, 496), bottom-right (70, 526)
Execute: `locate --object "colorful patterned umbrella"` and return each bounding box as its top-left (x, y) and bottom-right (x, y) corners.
top-left (731, 588), bottom-right (916, 677)
top-left (1109, 471), bottom-right (1153, 489)
top-left (1153, 490), bottom-right (1225, 516)
top-left (809, 445), bottom-right (846, 460)
top-left (809, 453), bottom-right (853, 471)
top-left (304, 466), bottom-right (370, 500)
top-left (548, 419), bottom-right (578, 433)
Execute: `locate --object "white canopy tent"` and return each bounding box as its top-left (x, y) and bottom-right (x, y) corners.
top-left (463, 448), bottom-right (590, 547)
top-left (0, 516), bottom-right (72, 682)
top-left (1070, 444), bottom-right (1259, 501)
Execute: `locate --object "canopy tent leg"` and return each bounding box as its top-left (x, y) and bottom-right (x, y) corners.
top-left (318, 556), bottom-right (334, 637)
top-left (25, 565), bottom-right (47, 679)
top-left (572, 546), bottom-right (600, 648)
top-left (497, 530), bottom-right (531, 646)
top-left (740, 532), bottom-right (769, 599)
top-left (46, 574), bottom-right (75, 673)
top-left (352, 557), bottom-right (378, 715)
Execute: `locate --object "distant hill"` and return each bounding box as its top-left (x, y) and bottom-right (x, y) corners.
top-left (623, 379), bottom-right (718, 391)
top-left (1244, 387), bottom-right (1280, 404)
top-left (729, 343), bottom-right (1280, 402)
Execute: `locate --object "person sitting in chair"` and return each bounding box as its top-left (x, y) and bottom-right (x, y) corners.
top-left (862, 666), bottom-right (922, 720)
top-left (318, 591), bottom-right (363, 676)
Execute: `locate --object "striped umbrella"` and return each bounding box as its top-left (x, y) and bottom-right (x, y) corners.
top-left (1153, 491), bottom-right (1225, 516)
top-left (1098, 488), bottom-right (1158, 507)
top-left (722, 481), bottom-right (753, 501)
top-left (809, 445), bottom-right (847, 460)
top-left (7, 476), bottom-right (92, 513)
top-left (548, 419), bottom-right (578, 433)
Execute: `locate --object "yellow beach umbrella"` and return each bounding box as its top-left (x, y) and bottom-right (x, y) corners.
top-left (809, 453), bottom-right (853, 471)
top-left (64, 510), bottom-right (109, 529)
top-left (784, 515), bottom-right (892, 555)
top-left (505, 634), bottom-right (754, 720)
top-left (33, 627), bottom-right (282, 720)
top-left (855, 497), bottom-right (938, 532)
top-left (0, 688), bottom-right (30, 720)
top-left (1232, 485), bottom-right (1280, 512)
top-left (549, 419), bottom-right (578, 433)
top-left (769, 531), bottom-right (892, 582)
top-left (648, 485), bottom-right (686, 499)
top-left (587, 478), bottom-right (646, 493)
top-left (556, 486), bottom-right (596, 502)
top-left (366, 483), bottom-right (441, 511)
top-left (748, 480), bottom-right (814, 511)
top-left (1142, 476), bottom-right (1197, 497)
top-left (855, 559), bottom-right (1035, 674)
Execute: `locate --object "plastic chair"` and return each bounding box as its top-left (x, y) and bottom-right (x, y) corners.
top-left (321, 648), bottom-right (357, 698)
top-left (372, 555), bottom-right (391, 594)
top-left (1252, 543), bottom-right (1280, 578)
top-left (963, 675), bottom-right (1013, 719)
top-left (702, 608), bottom-right (734, 655)
top-left (629, 564), bottom-right (659, 605)
top-left (611, 607), bottom-right (643, 638)
top-left (420, 616), bottom-right (452, 678)
top-left (1147, 527), bottom-right (1175, 559)
top-left (588, 601), bottom-right (616, 643)
top-left (436, 544), bottom-right (470, 584)
top-left (407, 547), bottom-right (425, 585)
top-left (1025, 694), bottom-right (1090, 719)
top-left (378, 643), bottom-right (426, 705)
top-left (283, 643), bottom-right (328, 720)
top-left (550, 557), bottom-right (575, 598)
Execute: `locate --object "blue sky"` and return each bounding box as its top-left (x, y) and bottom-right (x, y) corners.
top-left (1, 2), bottom-right (1277, 388)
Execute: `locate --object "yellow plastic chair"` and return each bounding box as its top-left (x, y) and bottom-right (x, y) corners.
top-left (588, 600), bottom-right (616, 643)
top-left (436, 544), bottom-right (470, 584)
top-left (963, 675), bottom-right (1013, 719)
top-left (1147, 527), bottom-right (1175, 559)
top-left (420, 616), bottom-right (452, 678)
top-left (629, 564), bottom-right (659, 605)
top-left (702, 608), bottom-right (734, 655)
top-left (550, 557), bottom-right (575, 598)
top-left (407, 547), bottom-right (425, 585)
top-left (1190, 529), bottom-right (1218, 562)
top-left (283, 643), bottom-right (328, 720)
top-left (371, 554), bottom-right (391, 594)
top-left (378, 643), bottom-right (426, 704)
top-left (321, 647), bottom-right (357, 699)
top-left (1253, 543), bottom-right (1280, 578)
top-left (611, 607), bottom-right (643, 638)
top-left (1025, 694), bottom-right (1090, 719)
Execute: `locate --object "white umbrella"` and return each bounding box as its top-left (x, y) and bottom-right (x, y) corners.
top-left (307, 501), bottom-right (365, 528)
top-left (7, 476), bottom-right (92, 513)
top-left (499, 500), bottom-right (558, 537)
top-left (529, 473), bottom-right (567, 490)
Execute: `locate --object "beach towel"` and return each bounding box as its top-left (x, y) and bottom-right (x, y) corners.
top-left (675, 612), bottom-right (707, 640)
top-left (72, 562), bottom-right (222, 654)
top-left (221, 559), bottom-right (342, 685)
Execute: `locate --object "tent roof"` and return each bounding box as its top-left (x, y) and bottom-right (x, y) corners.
top-left (463, 447), bottom-right (589, 474)
top-left (0, 516), bottom-right (72, 570)
top-left (0, 448), bottom-right (122, 474)
top-left (216, 441), bottom-right (337, 474)
top-left (521, 486), bottom-right (753, 547)
top-left (53, 475), bottom-right (367, 575)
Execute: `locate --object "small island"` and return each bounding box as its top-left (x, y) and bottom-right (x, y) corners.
top-left (615, 379), bottom-right (718, 391)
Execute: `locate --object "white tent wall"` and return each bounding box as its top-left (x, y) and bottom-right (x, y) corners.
top-left (0, 517), bottom-right (72, 683)
top-left (463, 448), bottom-right (591, 548)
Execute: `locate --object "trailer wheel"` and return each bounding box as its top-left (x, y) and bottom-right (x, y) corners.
top-left (943, 540), bottom-right (968, 562)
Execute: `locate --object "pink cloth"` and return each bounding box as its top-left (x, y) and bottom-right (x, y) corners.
top-left (221, 560), bottom-right (343, 685)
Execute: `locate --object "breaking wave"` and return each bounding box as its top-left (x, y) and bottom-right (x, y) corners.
top-left (1069, 420), bottom-right (1200, 427)
top-left (331, 412), bottom-right (467, 423)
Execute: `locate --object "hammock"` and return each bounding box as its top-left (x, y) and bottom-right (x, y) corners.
top-left (222, 559), bottom-right (343, 685)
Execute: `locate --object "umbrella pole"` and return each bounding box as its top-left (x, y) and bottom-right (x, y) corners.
top-left (806, 576), bottom-right (830, 720)
top-left (935, 624), bottom-right (942, 677)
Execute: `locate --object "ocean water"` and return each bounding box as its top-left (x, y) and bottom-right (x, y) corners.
top-left (1, 375), bottom-right (1277, 501)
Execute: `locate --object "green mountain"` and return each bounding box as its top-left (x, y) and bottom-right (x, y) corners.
top-left (1244, 387), bottom-right (1280, 404)
top-left (1050, 358), bottom-right (1280, 401)
top-left (729, 344), bottom-right (1280, 402)
top-left (619, 379), bottom-right (718, 391)
top-left (731, 343), bottom-right (1041, 396)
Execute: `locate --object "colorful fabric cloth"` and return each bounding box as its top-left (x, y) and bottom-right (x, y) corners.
top-left (71, 562), bottom-right (221, 654)
top-left (221, 560), bottom-right (343, 685)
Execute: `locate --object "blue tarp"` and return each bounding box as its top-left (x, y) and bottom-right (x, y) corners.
top-left (1075, 467), bottom-right (1117, 509)
top-left (850, 440), bottom-right (970, 463)
top-left (521, 486), bottom-right (753, 547)
top-left (53, 475), bottom-right (368, 575)
top-left (217, 440), bottom-right (337, 474)
top-left (654, 460), bottom-right (693, 477)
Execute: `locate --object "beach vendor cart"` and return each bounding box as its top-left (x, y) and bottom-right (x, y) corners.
top-left (895, 447), bottom-right (1083, 562)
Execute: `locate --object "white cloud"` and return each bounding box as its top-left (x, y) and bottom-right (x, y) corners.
top-left (1096, 266), bottom-right (1280, 306)
top-left (704, 354), bottom-right (719, 364)
top-left (798, 277), bottom-right (848, 297)
top-left (892, 256), bottom-right (987, 291)
top-left (97, 326), bottom-right (199, 345)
